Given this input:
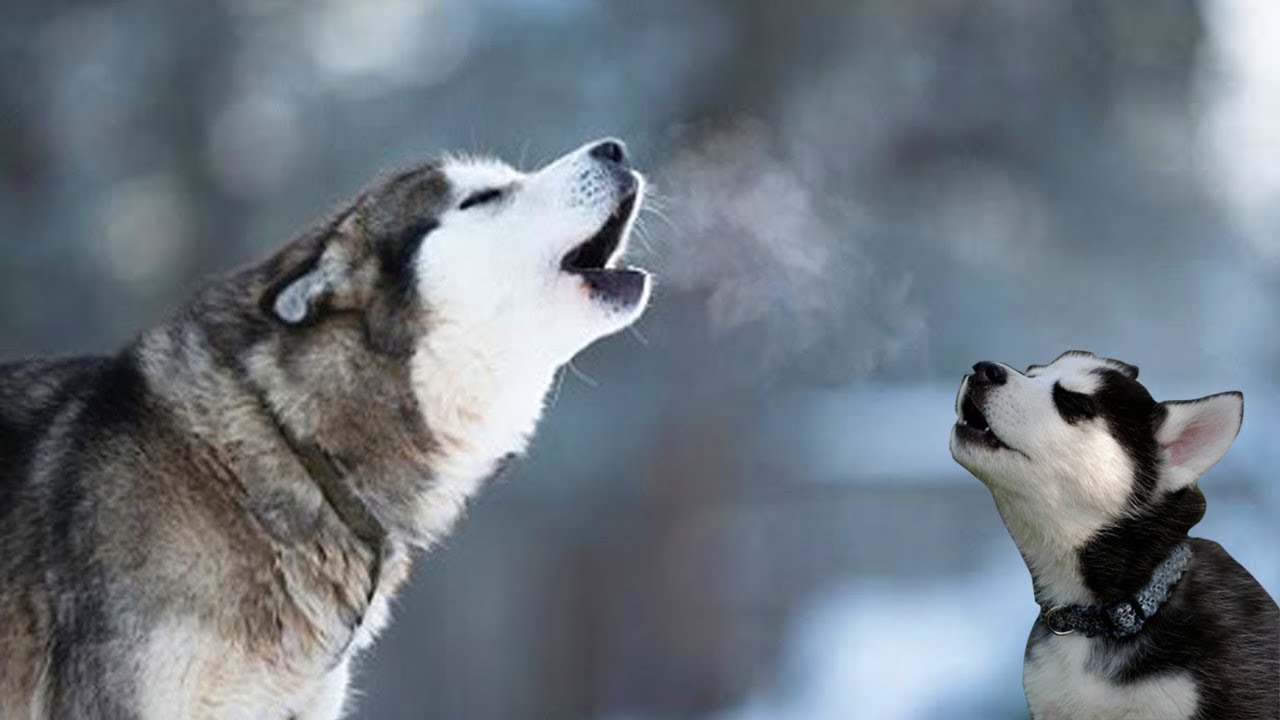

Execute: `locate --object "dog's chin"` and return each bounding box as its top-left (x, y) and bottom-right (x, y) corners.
top-left (565, 272), bottom-right (651, 357)
top-left (950, 425), bottom-right (979, 463)
top-left (546, 269), bottom-right (651, 364)
top-left (950, 427), bottom-right (1005, 483)
top-left (953, 421), bottom-right (1009, 452)
top-left (577, 267), bottom-right (651, 315)
top-left (951, 418), bottom-right (1031, 491)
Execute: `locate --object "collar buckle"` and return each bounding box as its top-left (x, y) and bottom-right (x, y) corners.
top-left (1044, 606), bottom-right (1075, 636)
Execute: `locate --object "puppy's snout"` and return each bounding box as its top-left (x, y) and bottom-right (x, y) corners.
top-left (972, 361), bottom-right (1008, 387)
top-left (588, 139), bottom-right (628, 167)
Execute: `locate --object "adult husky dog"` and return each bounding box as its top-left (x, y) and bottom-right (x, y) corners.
top-left (951, 351), bottom-right (1278, 720)
top-left (0, 139), bottom-right (650, 718)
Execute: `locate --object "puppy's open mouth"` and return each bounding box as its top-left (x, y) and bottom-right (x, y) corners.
top-left (560, 190), bottom-right (648, 307)
top-left (955, 392), bottom-right (1010, 451)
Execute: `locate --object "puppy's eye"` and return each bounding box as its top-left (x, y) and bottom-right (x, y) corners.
top-left (1053, 382), bottom-right (1098, 424)
top-left (458, 188), bottom-right (504, 210)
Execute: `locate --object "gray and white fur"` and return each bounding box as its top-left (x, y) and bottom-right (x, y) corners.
top-left (0, 139), bottom-right (650, 719)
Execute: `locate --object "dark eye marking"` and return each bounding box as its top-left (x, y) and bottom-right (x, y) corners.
top-left (1053, 382), bottom-right (1098, 424)
top-left (458, 187), bottom-right (505, 210)
top-left (379, 218), bottom-right (437, 300)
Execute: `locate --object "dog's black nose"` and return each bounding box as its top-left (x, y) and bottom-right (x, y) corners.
top-left (972, 361), bottom-right (1008, 386)
top-left (589, 139), bottom-right (628, 165)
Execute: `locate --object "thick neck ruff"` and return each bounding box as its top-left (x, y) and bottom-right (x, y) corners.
top-left (1041, 542), bottom-right (1192, 639)
top-left (253, 387), bottom-right (388, 648)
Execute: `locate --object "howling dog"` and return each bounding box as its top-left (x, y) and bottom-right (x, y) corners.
top-left (0, 139), bottom-right (650, 718)
top-left (951, 351), bottom-right (1278, 719)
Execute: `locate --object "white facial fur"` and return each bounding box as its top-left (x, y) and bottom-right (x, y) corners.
top-left (417, 142), bottom-right (649, 368)
top-left (952, 354), bottom-right (1137, 604)
top-left (407, 140), bottom-right (650, 545)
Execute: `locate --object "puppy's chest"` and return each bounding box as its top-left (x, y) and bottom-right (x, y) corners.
top-left (1024, 634), bottom-right (1200, 720)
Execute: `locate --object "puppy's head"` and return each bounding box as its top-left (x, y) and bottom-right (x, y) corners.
top-left (950, 350), bottom-right (1242, 539)
top-left (259, 138), bottom-right (650, 368)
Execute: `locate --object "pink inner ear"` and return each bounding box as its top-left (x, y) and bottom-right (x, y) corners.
top-left (1166, 421), bottom-right (1210, 467)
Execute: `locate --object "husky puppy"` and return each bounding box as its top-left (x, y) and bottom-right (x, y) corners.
top-left (0, 139), bottom-right (650, 719)
top-left (951, 351), bottom-right (1278, 720)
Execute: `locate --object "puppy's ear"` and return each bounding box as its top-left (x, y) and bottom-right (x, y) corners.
top-left (1155, 392), bottom-right (1243, 488)
top-left (1111, 361), bottom-right (1139, 380)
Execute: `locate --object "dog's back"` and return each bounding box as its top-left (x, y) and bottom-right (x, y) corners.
top-left (0, 355), bottom-right (117, 714)
top-left (0, 356), bottom-right (107, 482)
top-left (1172, 538), bottom-right (1279, 719)
top-left (0, 347), bottom-right (358, 717)
top-left (0, 346), bottom-right (368, 717)
top-left (0, 355), bottom-right (117, 585)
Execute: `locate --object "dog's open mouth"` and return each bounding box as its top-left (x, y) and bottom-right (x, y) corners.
top-left (956, 392), bottom-right (1010, 451)
top-left (561, 191), bottom-right (635, 273)
top-left (560, 190), bottom-right (648, 307)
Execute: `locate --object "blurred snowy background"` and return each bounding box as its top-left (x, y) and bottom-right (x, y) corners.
top-left (1, 0), bottom-right (1277, 718)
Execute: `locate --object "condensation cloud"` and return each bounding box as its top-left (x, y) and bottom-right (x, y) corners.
top-left (649, 120), bottom-right (925, 385)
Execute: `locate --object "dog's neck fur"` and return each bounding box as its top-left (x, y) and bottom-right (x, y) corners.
top-left (990, 479), bottom-right (1203, 609)
top-left (143, 282), bottom-right (552, 555)
top-left (123, 227), bottom-right (564, 686)
top-left (990, 484), bottom-right (1101, 607)
top-left (407, 320), bottom-right (555, 544)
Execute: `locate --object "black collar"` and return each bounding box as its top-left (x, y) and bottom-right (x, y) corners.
top-left (1041, 542), bottom-right (1192, 639)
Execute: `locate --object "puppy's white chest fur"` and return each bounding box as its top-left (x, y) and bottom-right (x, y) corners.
top-left (1025, 635), bottom-right (1199, 720)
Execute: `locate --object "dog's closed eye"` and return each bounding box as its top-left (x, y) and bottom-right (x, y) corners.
top-left (459, 188), bottom-right (505, 210)
top-left (1053, 382), bottom-right (1098, 423)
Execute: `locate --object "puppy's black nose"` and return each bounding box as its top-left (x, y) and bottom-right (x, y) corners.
top-left (972, 361), bottom-right (1008, 386)
top-left (589, 139), bottom-right (628, 165)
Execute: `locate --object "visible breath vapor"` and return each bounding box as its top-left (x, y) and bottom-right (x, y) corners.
top-left (648, 120), bottom-right (925, 384)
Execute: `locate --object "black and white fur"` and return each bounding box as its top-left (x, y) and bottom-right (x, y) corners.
top-left (951, 351), bottom-right (1279, 720)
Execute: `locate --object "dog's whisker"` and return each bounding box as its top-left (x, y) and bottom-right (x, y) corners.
top-left (517, 139), bottom-right (531, 172)
top-left (626, 324), bottom-right (650, 347)
top-left (641, 204), bottom-right (681, 235)
top-left (546, 365), bottom-right (569, 409)
top-left (643, 187), bottom-right (672, 205)
top-left (630, 222), bottom-right (657, 256)
top-left (566, 360), bottom-right (599, 388)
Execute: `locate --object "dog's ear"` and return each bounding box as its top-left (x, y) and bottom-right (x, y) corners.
top-left (1110, 361), bottom-right (1139, 380)
top-left (1155, 392), bottom-right (1243, 488)
top-left (261, 225), bottom-right (360, 326)
top-left (269, 255), bottom-right (341, 324)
